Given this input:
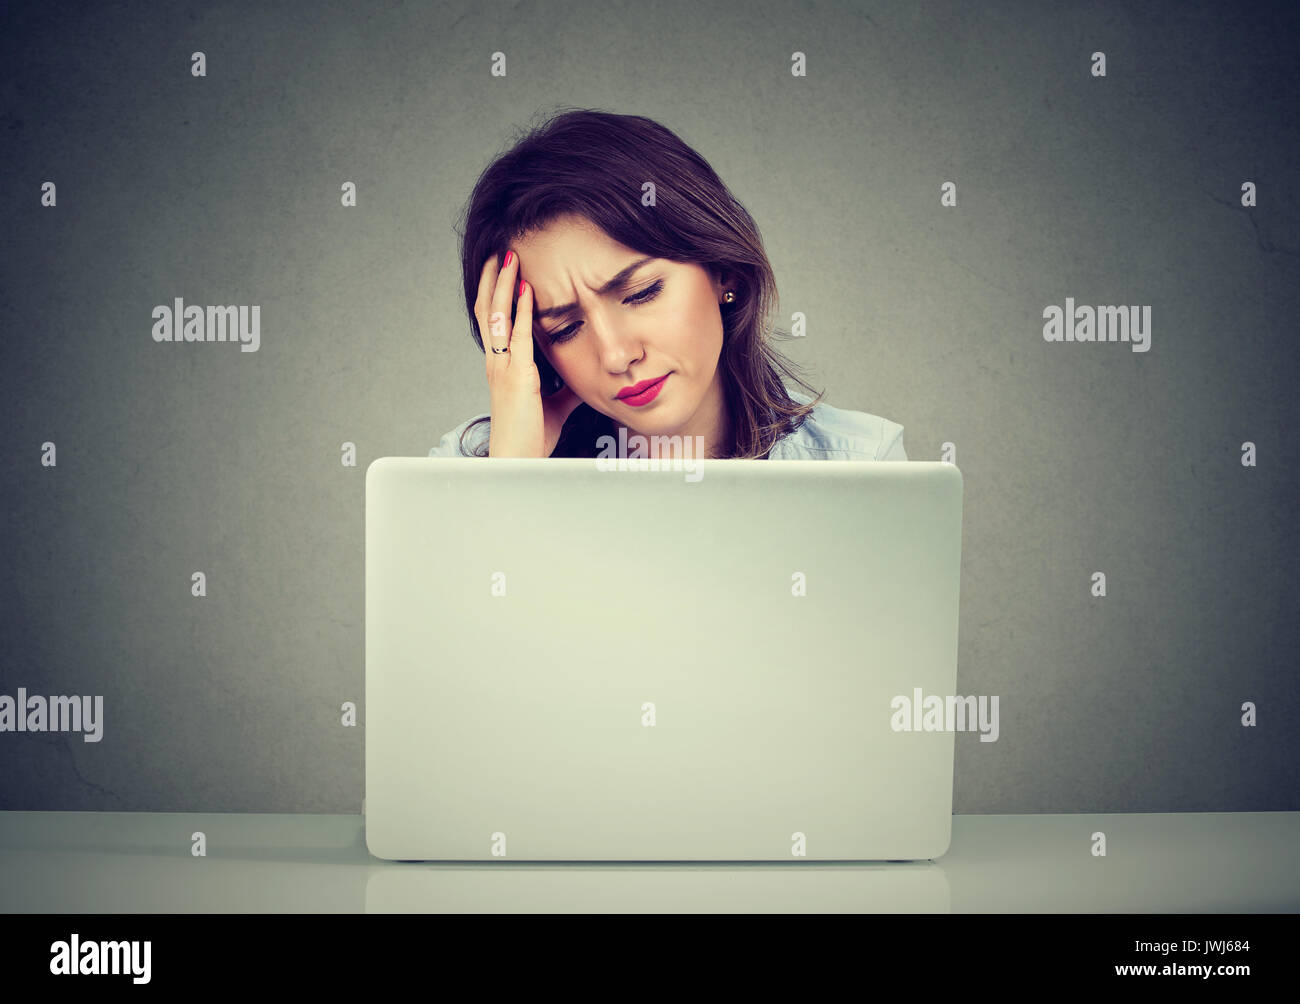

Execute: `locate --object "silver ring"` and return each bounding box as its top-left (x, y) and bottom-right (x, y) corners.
top-left (491, 346), bottom-right (509, 354)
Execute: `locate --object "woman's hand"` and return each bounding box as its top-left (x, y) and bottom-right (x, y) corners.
top-left (476, 251), bottom-right (583, 457)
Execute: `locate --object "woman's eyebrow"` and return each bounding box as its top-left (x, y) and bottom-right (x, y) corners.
top-left (532, 257), bottom-right (657, 320)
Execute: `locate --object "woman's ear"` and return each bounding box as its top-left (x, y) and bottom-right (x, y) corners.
top-left (709, 266), bottom-right (728, 301)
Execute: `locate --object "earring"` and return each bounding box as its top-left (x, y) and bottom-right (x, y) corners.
top-left (722, 290), bottom-right (736, 303)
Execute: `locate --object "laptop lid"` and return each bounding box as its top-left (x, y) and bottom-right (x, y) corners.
top-left (365, 456), bottom-right (963, 861)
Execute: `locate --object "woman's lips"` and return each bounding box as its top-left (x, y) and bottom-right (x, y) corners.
top-left (617, 373), bottom-right (669, 407)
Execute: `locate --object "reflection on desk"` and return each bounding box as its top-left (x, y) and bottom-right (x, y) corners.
top-left (0, 811), bottom-right (1296, 913)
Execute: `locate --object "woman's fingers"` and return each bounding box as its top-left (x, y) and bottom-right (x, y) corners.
top-left (476, 253), bottom-right (503, 377)
top-left (509, 276), bottom-right (535, 376)
top-left (488, 251), bottom-right (520, 370)
top-left (474, 250), bottom-right (555, 457)
top-left (485, 305), bottom-right (510, 376)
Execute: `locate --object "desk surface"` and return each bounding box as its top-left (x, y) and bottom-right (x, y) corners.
top-left (1, 811), bottom-right (1296, 912)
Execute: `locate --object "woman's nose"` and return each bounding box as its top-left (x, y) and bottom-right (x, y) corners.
top-left (588, 314), bottom-right (643, 370)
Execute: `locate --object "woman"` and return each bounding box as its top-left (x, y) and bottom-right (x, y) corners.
top-left (429, 108), bottom-right (906, 463)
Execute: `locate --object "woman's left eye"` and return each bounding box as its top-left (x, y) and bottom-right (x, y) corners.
top-left (625, 279), bottom-right (663, 305)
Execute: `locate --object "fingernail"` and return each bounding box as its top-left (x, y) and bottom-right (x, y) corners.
top-left (518, 277), bottom-right (526, 296)
top-left (504, 250), bottom-right (514, 268)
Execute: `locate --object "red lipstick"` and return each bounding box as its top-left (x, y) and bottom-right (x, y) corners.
top-left (616, 373), bottom-right (669, 407)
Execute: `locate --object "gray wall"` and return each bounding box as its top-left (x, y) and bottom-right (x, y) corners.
top-left (2, 0), bottom-right (1297, 813)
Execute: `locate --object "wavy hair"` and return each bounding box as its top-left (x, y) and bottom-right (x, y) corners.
top-left (453, 107), bottom-right (823, 458)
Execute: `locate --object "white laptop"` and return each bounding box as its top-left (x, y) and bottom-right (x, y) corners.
top-left (365, 456), bottom-right (963, 861)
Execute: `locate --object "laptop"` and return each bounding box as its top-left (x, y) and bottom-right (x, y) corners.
top-left (365, 456), bottom-right (964, 861)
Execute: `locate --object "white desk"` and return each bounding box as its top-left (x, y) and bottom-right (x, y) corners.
top-left (1, 811), bottom-right (1296, 912)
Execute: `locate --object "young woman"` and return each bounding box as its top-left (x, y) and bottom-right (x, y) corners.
top-left (430, 108), bottom-right (906, 463)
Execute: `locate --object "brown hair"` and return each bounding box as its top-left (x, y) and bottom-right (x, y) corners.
top-left (454, 107), bottom-right (823, 458)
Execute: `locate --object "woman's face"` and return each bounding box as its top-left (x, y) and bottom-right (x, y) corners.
top-left (512, 214), bottom-right (728, 442)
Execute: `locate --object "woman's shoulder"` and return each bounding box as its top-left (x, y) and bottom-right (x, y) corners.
top-left (429, 412), bottom-right (491, 457)
top-left (772, 387), bottom-right (906, 460)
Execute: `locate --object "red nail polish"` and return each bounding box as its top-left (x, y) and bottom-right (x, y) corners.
top-left (518, 277), bottom-right (526, 296)
top-left (504, 250), bottom-right (514, 268)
